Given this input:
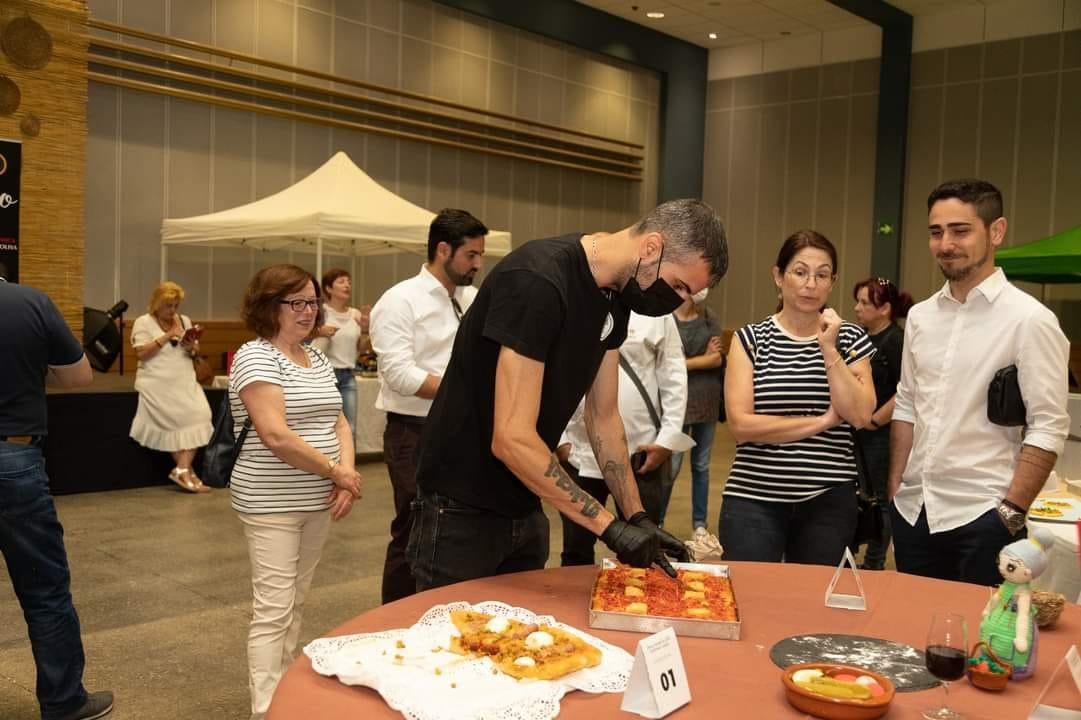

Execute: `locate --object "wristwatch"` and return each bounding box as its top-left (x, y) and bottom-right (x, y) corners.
top-left (996, 500), bottom-right (1027, 536)
top-left (326, 458), bottom-right (338, 477)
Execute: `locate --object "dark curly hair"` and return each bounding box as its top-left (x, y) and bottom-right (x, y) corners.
top-left (852, 277), bottom-right (914, 321)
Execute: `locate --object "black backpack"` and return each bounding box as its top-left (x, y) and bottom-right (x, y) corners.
top-left (201, 393), bottom-right (252, 488)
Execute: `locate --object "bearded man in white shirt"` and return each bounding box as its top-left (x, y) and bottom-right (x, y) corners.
top-left (556, 308), bottom-right (694, 566)
top-left (369, 208), bottom-right (488, 603)
top-left (888, 178), bottom-right (1070, 586)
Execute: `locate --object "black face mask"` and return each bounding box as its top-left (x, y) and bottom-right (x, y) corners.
top-left (619, 246), bottom-right (684, 317)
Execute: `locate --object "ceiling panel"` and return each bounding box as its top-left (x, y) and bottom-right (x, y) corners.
top-left (573, 0), bottom-right (1000, 48)
top-left (574, 0), bottom-right (867, 47)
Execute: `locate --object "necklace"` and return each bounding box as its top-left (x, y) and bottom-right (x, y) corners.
top-left (589, 234), bottom-right (614, 300)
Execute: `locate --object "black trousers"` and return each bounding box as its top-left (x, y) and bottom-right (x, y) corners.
top-left (380, 415), bottom-right (423, 604)
top-left (406, 489), bottom-right (549, 591)
top-left (890, 503), bottom-right (1020, 587)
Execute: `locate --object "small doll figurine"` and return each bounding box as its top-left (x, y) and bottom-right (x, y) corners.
top-left (979, 526), bottom-right (1056, 680)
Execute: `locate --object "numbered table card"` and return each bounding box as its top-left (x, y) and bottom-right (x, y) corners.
top-left (621, 627), bottom-right (691, 718)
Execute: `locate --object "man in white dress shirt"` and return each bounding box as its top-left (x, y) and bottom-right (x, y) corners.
top-left (557, 310), bottom-right (693, 566)
top-left (889, 178), bottom-right (1070, 586)
top-left (369, 208), bottom-right (488, 603)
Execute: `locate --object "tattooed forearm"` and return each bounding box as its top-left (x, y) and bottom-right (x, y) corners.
top-left (580, 497), bottom-right (601, 518)
top-left (544, 455), bottom-right (603, 519)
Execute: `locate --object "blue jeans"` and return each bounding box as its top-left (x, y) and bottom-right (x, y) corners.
top-left (333, 368), bottom-right (357, 438)
top-left (0, 442), bottom-right (88, 719)
top-left (670, 421), bottom-right (717, 529)
top-left (718, 483), bottom-right (858, 566)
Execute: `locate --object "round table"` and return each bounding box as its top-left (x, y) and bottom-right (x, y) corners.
top-left (268, 563), bottom-right (1080, 719)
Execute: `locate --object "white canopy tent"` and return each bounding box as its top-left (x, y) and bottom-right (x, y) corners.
top-left (159, 151), bottom-right (512, 280)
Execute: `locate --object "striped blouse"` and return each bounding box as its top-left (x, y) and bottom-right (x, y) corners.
top-left (229, 338), bottom-right (342, 514)
top-left (724, 316), bottom-right (874, 503)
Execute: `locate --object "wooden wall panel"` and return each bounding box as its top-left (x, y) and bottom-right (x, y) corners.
top-left (0, 1), bottom-right (88, 332)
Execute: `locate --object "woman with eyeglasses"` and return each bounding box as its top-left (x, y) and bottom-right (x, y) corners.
top-left (719, 230), bottom-right (876, 565)
top-left (851, 276), bottom-right (914, 569)
top-left (229, 264), bottom-right (363, 720)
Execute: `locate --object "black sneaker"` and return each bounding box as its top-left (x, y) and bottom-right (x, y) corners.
top-left (58, 691), bottom-right (114, 720)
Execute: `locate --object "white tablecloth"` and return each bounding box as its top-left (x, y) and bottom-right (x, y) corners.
top-left (356, 375), bottom-right (385, 455)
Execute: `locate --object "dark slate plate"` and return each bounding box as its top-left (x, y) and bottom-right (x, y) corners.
top-left (770, 633), bottom-right (939, 692)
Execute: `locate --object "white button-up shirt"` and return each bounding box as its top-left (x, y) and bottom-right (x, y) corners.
top-left (893, 268), bottom-right (1070, 533)
top-left (369, 265), bottom-right (476, 417)
top-left (561, 313), bottom-right (694, 479)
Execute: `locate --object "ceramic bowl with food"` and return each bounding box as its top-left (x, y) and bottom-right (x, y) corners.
top-left (782, 663), bottom-right (896, 720)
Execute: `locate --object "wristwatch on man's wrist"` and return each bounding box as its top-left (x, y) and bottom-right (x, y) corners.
top-left (996, 499), bottom-right (1027, 535)
top-left (326, 458), bottom-right (339, 477)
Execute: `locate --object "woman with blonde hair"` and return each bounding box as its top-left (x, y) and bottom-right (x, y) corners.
top-left (130, 281), bottom-right (213, 492)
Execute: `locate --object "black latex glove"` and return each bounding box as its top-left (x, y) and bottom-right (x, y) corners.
top-left (599, 519), bottom-right (661, 571)
top-left (628, 511), bottom-right (692, 564)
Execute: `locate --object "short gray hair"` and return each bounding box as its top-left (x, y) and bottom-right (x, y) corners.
top-left (634, 199), bottom-right (728, 285)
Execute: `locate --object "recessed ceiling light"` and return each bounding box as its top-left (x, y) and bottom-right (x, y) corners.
top-left (708, 32), bottom-right (718, 39)
top-left (646, 12), bottom-right (665, 19)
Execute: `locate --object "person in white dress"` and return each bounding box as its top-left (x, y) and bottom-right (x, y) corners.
top-left (129, 281), bottom-right (213, 493)
top-left (311, 268), bottom-right (370, 436)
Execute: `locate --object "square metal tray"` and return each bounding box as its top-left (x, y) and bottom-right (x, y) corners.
top-left (587, 558), bottom-right (741, 640)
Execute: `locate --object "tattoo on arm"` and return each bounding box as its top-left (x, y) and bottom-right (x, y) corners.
top-left (544, 455), bottom-right (602, 519)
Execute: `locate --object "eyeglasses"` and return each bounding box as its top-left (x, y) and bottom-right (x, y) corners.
top-left (786, 268), bottom-right (834, 286)
top-left (279, 298), bottom-right (320, 312)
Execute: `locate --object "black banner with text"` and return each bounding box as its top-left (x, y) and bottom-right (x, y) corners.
top-left (0, 139), bottom-right (21, 282)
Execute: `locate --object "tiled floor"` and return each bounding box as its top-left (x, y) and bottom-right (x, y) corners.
top-left (0, 424), bottom-right (887, 718)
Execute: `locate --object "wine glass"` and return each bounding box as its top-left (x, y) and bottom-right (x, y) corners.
top-left (923, 612), bottom-right (968, 720)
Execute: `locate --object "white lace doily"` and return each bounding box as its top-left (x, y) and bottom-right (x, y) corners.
top-left (304, 600), bottom-right (633, 720)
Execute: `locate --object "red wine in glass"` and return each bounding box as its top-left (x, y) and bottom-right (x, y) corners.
top-left (925, 645), bottom-right (966, 681)
top-left (923, 613), bottom-right (967, 720)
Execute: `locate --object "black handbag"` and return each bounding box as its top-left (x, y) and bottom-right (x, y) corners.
top-left (988, 364), bottom-right (1026, 427)
top-left (201, 393), bottom-right (251, 488)
top-left (850, 434), bottom-right (885, 550)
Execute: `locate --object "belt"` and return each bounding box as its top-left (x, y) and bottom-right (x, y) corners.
top-left (386, 412), bottom-right (426, 426)
top-left (0, 435), bottom-right (44, 446)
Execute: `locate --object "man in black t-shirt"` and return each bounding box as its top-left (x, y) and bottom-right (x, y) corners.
top-left (0, 281), bottom-right (115, 720)
top-left (409, 199), bottom-right (729, 590)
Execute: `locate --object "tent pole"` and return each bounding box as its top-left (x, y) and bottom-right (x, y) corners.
top-left (161, 244), bottom-right (168, 281)
top-left (350, 240), bottom-right (358, 304)
top-left (316, 237), bottom-right (323, 282)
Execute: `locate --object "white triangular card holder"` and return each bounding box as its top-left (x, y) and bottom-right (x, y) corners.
top-left (824, 546), bottom-right (867, 610)
top-left (1028, 645), bottom-right (1081, 719)
top-left (620, 627), bottom-right (691, 718)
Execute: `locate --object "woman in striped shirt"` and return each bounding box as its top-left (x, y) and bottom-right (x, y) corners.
top-left (230, 264), bottom-right (363, 720)
top-left (719, 230), bottom-right (875, 565)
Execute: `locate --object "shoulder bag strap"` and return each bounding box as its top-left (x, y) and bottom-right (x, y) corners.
top-left (618, 352), bottom-right (661, 431)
